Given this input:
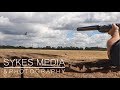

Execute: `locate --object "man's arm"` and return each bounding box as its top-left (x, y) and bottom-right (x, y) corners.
top-left (107, 24), bottom-right (120, 59)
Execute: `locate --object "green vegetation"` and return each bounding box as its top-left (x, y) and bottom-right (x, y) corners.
top-left (0, 45), bottom-right (107, 51)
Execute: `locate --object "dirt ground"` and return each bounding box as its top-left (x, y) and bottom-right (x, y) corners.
top-left (0, 49), bottom-right (120, 78)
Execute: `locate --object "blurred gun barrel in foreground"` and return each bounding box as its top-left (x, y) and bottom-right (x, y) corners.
top-left (77, 24), bottom-right (120, 33)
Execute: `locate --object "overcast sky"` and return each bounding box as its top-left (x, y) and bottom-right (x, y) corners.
top-left (0, 12), bottom-right (120, 48)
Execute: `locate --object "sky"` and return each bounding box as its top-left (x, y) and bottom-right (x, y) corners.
top-left (0, 12), bottom-right (120, 48)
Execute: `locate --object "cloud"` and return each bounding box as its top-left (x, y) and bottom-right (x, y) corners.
top-left (0, 16), bottom-right (13, 26)
top-left (69, 32), bottom-right (111, 48)
top-left (0, 12), bottom-right (119, 47)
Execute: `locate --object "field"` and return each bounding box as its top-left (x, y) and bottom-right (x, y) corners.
top-left (0, 49), bottom-right (120, 78)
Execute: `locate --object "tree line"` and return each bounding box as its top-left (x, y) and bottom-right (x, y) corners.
top-left (0, 45), bottom-right (107, 51)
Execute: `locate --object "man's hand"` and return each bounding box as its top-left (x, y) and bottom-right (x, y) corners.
top-left (108, 24), bottom-right (119, 36)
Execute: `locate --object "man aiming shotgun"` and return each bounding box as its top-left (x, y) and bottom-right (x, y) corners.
top-left (77, 24), bottom-right (120, 66)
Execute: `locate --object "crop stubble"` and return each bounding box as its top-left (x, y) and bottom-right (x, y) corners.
top-left (0, 49), bottom-right (120, 78)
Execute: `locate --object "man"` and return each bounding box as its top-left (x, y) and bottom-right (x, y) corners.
top-left (107, 24), bottom-right (120, 66)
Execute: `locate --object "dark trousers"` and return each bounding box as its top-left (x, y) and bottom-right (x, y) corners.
top-left (110, 39), bottom-right (120, 66)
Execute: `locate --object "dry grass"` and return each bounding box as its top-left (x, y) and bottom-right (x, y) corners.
top-left (0, 49), bottom-right (120, 78)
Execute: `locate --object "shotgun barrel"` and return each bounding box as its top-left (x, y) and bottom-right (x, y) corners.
top-left (77, 24), bottom-right (120, 33)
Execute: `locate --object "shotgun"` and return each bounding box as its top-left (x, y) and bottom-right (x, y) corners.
top-left (77, 24), bottom-right (120, 33)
